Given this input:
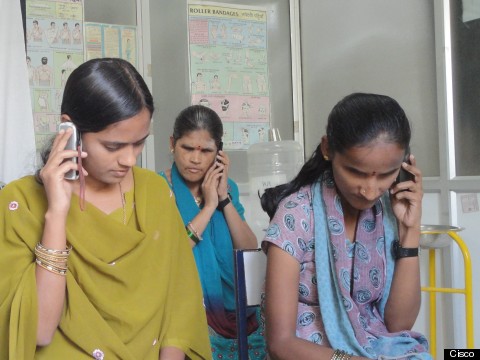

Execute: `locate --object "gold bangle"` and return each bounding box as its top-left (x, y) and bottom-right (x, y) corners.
top-left (35, 245), bottom-right (70, 263)
top-left (35, 242), bottom-right (70, 276)
top-left (36, 258), bottom-right (67, 271)
top-left (36, 259), bottom-right (67, 276)
top-left (36, 242), bottom-right (72, 256)
top-left (331, 349), bottom-right (352, 360)
top-left (35, 248), bottom-right (69, 261)
top-left (35, 254), bottom-right (68, 264)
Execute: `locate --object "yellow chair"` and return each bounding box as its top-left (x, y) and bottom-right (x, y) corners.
top-left (420, 225), bottom-right (474, 358)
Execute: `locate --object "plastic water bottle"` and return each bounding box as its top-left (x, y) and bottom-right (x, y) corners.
top-left (247, 129), bottom-right (304, 244)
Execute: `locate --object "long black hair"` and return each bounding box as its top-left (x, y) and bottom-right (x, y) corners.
top-left (260, 93), bottom-right (411, 219)
top-left (61, 57), bottom-right (154, 133)
top-left (37, 58), bottom-right (154, 179)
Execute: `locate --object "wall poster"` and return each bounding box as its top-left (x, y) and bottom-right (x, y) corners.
top-left (187, 1), bottom-right (270, 150)
top-left (25, 0), bottom-right (84, 160)
top-left (85, 22), bottom-right (137, 67)
top-left (25, 0), bottom-right (138, 160)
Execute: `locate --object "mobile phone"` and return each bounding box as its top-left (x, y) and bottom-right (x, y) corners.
top-left (216, 141), bottom-right (223, 171)
top-left (395, 150), bottom-right (414, 185)
top-left (58, 121), bottom-right (81, 180)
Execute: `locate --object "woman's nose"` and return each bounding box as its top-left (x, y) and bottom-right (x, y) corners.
top-left (190, 150), bottom-right (202, 163)
top-left (119, 147), bottom-right (137, 167)
top-left (361, 179), bottom-right (381, 200)
top-left (361, 188), bottom-right (378, 200)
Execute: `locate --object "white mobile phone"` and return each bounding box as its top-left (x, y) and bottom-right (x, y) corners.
top-left (58, 121), bottom-right (81, 180)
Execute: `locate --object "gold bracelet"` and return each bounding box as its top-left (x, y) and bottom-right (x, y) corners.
top-left (35, 248), bottom-right (69, 261)
top-left (35, 242), bottom-right (71, 276)
top-left (332, 350), bottom-right (341, 360)
top-left (36, 258), bottom-right (67, 271)
top-left (331, 349), bottom-right (352, 360)
top-left (35, 255), bottom-right (68, 264)
top-left (36, 259), bottom-right (67, 276)
top-left (35, 246), bottom-right (70, 263)
top-left (36, 242), bottom-right (72, 256)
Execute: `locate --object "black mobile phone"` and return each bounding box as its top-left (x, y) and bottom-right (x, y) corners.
top-left (395, 150), bottom-right (414, 184)
top-left (216, 141), bottom-right (223, 171)
top-left (58, 121), bottom-right (81, 180)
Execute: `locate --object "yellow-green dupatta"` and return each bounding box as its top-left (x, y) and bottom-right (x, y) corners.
top-left (0, 167), bottom-right (211, 359)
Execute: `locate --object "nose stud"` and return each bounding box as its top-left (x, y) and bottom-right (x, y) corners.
top-left (361, 188), bottom-right (366, 195)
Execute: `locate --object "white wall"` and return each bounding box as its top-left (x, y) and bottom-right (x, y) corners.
top-left (299, 0), bottom-right (439, 178)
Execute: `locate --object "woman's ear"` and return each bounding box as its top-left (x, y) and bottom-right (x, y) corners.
top-left (169, 136), bottom-right (175, 153)
top-left (60, 114), bottom-right (72, 123)
top-left (320, 136), bottom-right (330, 160)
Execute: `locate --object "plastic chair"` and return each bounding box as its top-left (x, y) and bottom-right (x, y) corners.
top-left (234, 248), bottom-right (267, 360)
top-left (420, 225), bottom-right (474, 357)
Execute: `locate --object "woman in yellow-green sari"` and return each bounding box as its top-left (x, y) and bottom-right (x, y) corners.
top-left (0, 58), bottom-right (211, 360)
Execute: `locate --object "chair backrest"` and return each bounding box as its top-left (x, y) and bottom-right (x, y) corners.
top-left (234, 248), bottom-right (267, 360)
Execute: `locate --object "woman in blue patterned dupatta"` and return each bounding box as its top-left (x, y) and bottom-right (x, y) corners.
top-left (160, 105), bottom-right (266, 359)
top-left (260, 93), bottom-right (432, 360)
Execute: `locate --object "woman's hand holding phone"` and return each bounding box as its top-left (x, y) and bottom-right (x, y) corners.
top-left (201, 144), bottom-right (229, 209)
top-left (39, 124), bottom-right (87, 213)
top-left (394, 152), bottom-right (415, 185)
top-left (59, 122), bottom-right (81, 180)
top-left (215, 146), bottom-right (230, 200)
top-left (390, 153), bottom-right (423, 239)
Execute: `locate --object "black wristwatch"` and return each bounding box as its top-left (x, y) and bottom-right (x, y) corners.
top-left (217, 193), bottom-right (232, 211)
top-left (392, 240), bottom-right (419, 259)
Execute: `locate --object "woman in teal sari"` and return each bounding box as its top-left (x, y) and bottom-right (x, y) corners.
top-left (160, 105), bottom-right (266, 359)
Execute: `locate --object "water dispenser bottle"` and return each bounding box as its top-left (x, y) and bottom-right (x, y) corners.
top-left (247, 129), bottom-right (304, 244)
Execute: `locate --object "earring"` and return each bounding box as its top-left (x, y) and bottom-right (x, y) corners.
top-left (323, 155), bottom-right (329, 161)
top-left (361, 188), bottom-right (366, 195)
top-left (170, 149), bottom-right (174, 154)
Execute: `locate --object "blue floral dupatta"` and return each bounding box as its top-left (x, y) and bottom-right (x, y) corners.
top-left (312, 175), bottom-right (432, 359)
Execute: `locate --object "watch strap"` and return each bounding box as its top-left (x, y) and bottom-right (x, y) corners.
top-left (217, 193), bottom-right (232, 211)
top-left (393, 240), bottom-right (419, 259)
